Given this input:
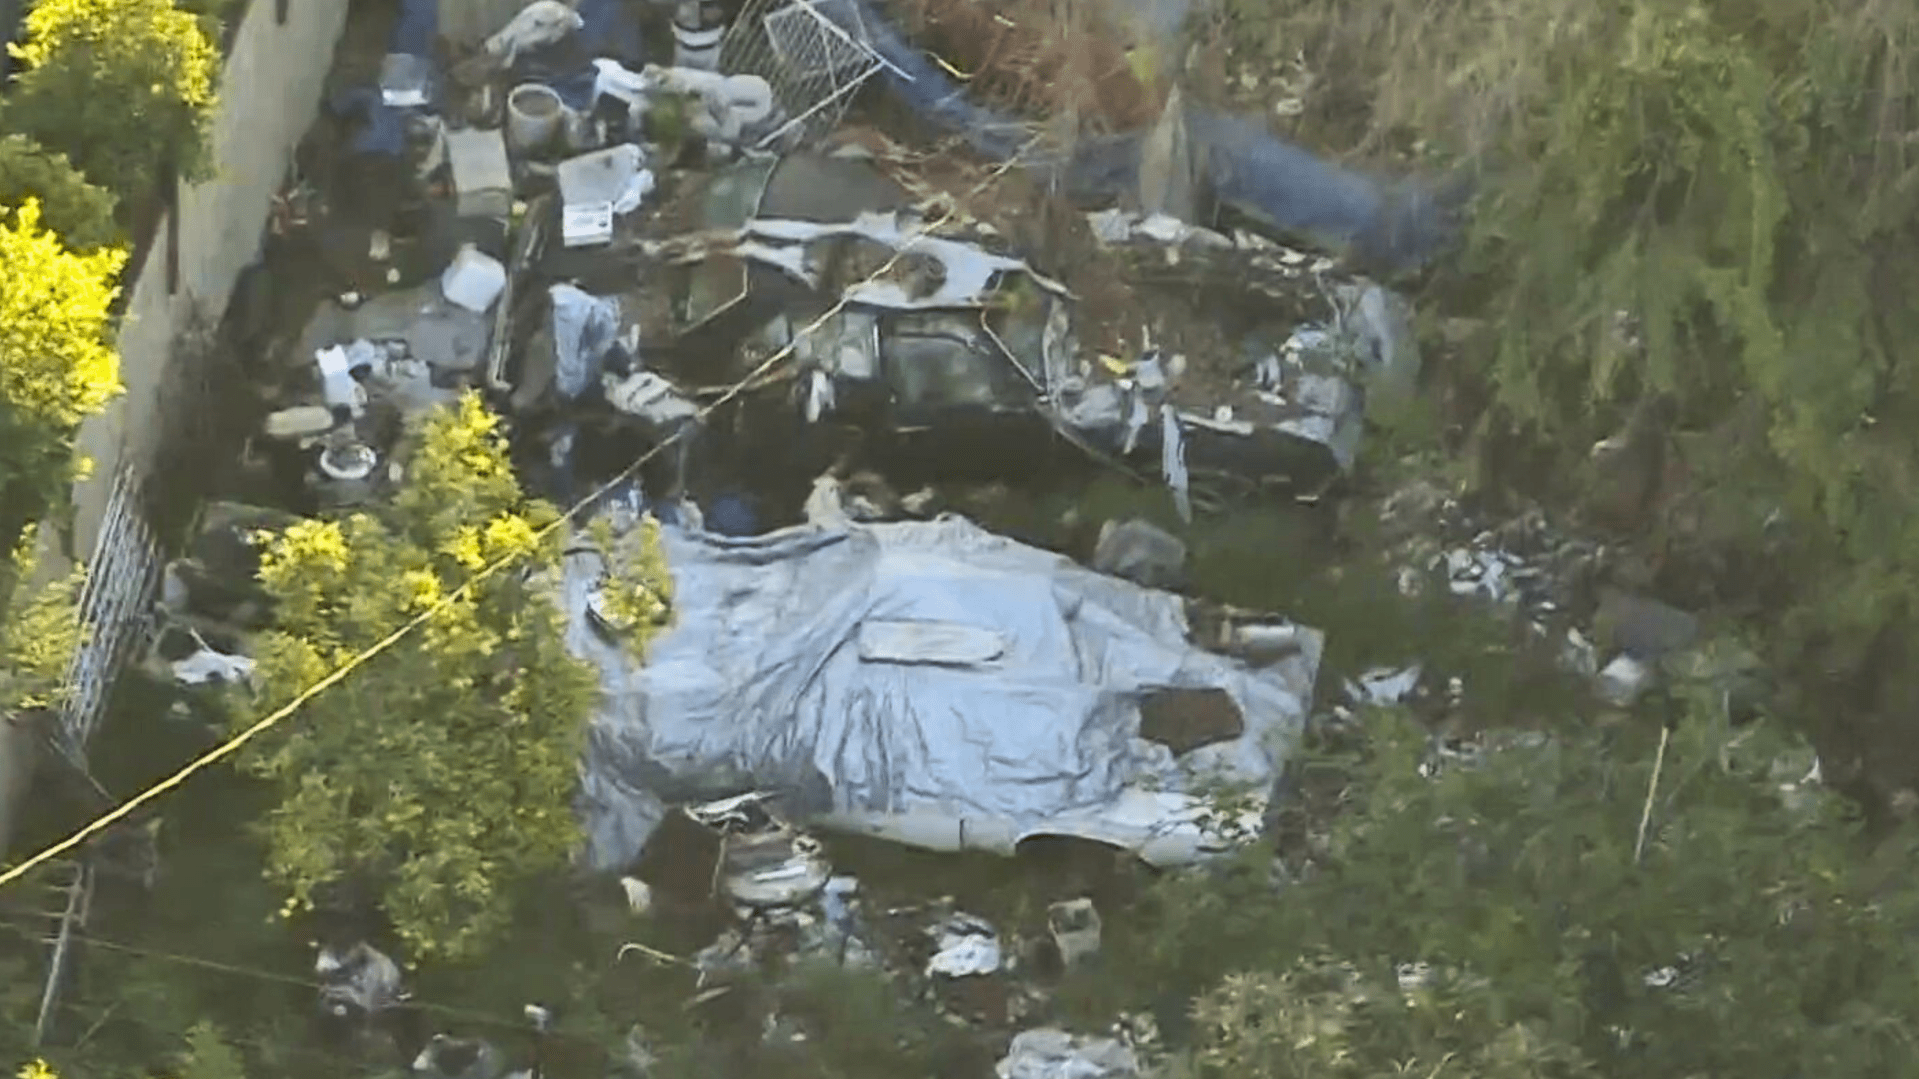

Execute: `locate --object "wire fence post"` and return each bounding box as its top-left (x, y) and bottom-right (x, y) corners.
top-left (32, 864), bottom-right (93, 1048)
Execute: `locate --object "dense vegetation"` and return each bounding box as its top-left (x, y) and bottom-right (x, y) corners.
top-left (242, 395), bottom-right (605, 960)
top-left (0, 0), bottom-right (223, 544)
top-left (4, 0), bottom-right (220, 210)
top-left (1213, 0), bottom-right (1919, 812)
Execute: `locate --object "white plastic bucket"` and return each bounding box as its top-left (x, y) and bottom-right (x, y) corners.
top-left (672, 21), bottom-right (726, 71)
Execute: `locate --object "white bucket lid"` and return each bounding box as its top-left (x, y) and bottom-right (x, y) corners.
top-left (319, 442), bottom-right (379, 482)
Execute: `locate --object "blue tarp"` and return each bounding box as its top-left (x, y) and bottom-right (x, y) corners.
top-left (332, 0), bottom-right (442, 156)
top-left (390, 0), bottom-right (437, 56)
top-left (513, 0), bottom-right (645, 110)
top-left (819, 0), bottom-right (1460, 271)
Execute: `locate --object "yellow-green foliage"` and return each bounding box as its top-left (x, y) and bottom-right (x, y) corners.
top-left (0, 198), bottom-right (125, 528)
top-left (0, 525), bottom-right (86, 717)
top-left (4, 0), bottom-right (220, 201)
top-left (242, 394), bottom-right (600, 960)
top-left (173, 1022), bottom-right (247, 1079)
top-left (0, 136), bottom-right (121, 251)
top-left (0, 200), bottom-right (125, 427)
top-left (586, 515), bottom-right (675, 659)
top-left (1183, 961), bottom-right (1596, 1079)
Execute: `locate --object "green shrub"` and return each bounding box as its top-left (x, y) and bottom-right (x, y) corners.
top-left (4, 0), bottom-right (221, 205)
top-left (0, 199), bottom-right (126, 539)
top-left (1116, 700), bottom-right (1919, 1077)
top-left (0, 135), bottom-right (121, 251)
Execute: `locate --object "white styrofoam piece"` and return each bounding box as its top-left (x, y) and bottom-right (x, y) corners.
top-left (440, 244), bottom-right (507, 313)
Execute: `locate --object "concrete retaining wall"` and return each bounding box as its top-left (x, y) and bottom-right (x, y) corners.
top-left (70, 0), bottom-right (353, 554)
top-left (0, 0), bottom-right (353, 855)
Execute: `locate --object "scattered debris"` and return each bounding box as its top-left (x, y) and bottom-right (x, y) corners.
top-left (1597, 654), bottom-right (1655, 708)
top-left (134, 0), bottom-right (1523, 1068)
top-left (1091, 518), bottom-right (1187, 590)
top-left (412, 1033), bottom-right (509, 1079)
top-left (996, 1028), bottom-right (1141, 1079)
top-left (926, 912), bottom-right (1004, 978)
top-left (169, 642), bottom-right (256, 688)
top-left (446, 128), bottom-right (514, 218)
top-left (1045, 898), bottom-right (1102, 969)
top-left (315, 939), bottom-right (404, 1022)
top-left (440, 244), bottom-right (508, 313)
top-left (688, 793), bottom-right (834, 910)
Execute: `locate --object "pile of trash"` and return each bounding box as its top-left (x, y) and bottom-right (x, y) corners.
top-left (128, 0), bottom-right (1491, 1068)
top-left (232, 0), bottom-right (1433, 523)
top-left (619, 789), bottom-right (1160, 1074)
top-left (1354, 478), bottom-right (1760, 719)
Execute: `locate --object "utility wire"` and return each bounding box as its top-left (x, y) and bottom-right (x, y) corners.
top-left (0, 142), bottom-right (1040, 893)
top-left (0, 916), bottom-right (641, 1049)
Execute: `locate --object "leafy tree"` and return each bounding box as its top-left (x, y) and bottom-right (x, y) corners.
top-left (240, 394), bottom-right (614, 960)
top-left (0, 136), bottom-right (121, 251)
top-left (0, 199), bottom-right (126, 543)
top-left (3, 0), bottom-right (220, 203)
top-left (0, 525), bottom-right (86, 719)
top-left (1211, 0), bottom-right (1919, 803)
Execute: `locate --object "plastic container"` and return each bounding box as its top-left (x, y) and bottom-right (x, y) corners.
top-left (440, 243), bottom-right (508, 313)
top-left (318, 441), bottom-right (379, 482)
top-left (679, 13), bottom-right (729, 71)
top-left (506, 83), bottom-right (565, 154)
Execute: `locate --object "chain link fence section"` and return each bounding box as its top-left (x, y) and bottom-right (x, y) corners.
top-left (721, 0), bottom-right (887, 150)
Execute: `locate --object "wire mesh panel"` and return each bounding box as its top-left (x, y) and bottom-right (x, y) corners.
top-left (57, 464), bottom-right (163, 753)
top-left (721, 0), bottom-right (885, 149)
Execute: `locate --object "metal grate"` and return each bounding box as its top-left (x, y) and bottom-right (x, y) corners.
top-left (720, 0), bottom-right (887, 150)
top-left (56, 464), bottom-right (164, 753)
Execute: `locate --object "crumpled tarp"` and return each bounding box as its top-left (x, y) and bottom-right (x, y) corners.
top-left (550, 284), bottom-right (623, 400)
top-left (565, 516), bottom-right (1322, 871)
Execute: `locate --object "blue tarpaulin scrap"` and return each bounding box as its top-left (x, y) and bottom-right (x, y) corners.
top-left (705, 493), bottom-right (761, 537)
top-left (565, 515), bottom-right (1324, 869)
top-left (333, 89), bottom-right (413, 156)
top-left (816, 0), bottom-right (1461, 271)
top-left (332, 0), bottom-right (441, 156)
top-left (512, 0), bottom-right (646, 110)
top-left (391, 0), bottom-right (437, 55)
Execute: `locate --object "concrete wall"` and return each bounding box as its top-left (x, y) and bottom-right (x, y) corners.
top-left (0, 0), bottom-right (353, 856)
top-left (69, 0), bottom-right (353, 554)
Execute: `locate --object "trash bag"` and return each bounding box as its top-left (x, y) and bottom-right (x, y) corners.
top-left (550, 284), bottom-right (623, 400)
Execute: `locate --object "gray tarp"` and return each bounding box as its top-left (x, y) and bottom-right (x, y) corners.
top-left (566, 516), bottom-right (1323, 871)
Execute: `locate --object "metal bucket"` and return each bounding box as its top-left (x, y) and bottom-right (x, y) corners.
top-left (506, 83), bottom-right (565, 154)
